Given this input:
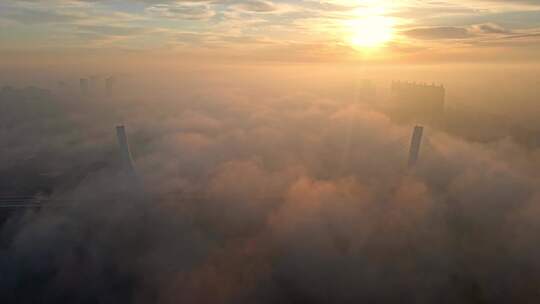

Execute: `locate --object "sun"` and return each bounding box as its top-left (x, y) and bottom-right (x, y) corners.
top-left (346, 14), bottom-right (394, 49)
top-left (349, 15), bottom-right (394, 48)
top-left (343, 3), bottom-right (395, 50)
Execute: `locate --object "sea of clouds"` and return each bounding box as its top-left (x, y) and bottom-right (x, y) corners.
top-left (1, 71), bottom-right (540, 303)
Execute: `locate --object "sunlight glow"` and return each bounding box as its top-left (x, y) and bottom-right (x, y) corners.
top-left (349, 16), bottom-right (394, 48)
top-left (345, 3), bottom-right (395, 49)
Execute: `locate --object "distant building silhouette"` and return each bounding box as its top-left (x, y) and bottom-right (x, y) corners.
top-left (358, 79), bottom-right (377, 101)
top-left (391, 81), bottom-right (445, 122)
top-left (89, 75), bottom-right (99, 95)
top-left (384, 82), bottom-right (540, 149)
top-left (105, 76), bottom-right (115, 96)
top-left (0, 86), bottom-right (14, 100)
top-left (1, 86), bottom-right (52, 102)
top-left (443, 104), bottom-right (540, 148)
top-left (80, 78), bottom-right (89, 96)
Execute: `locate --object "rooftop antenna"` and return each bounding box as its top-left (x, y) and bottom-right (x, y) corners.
top-left (408, 125), bottom-right (424, 167)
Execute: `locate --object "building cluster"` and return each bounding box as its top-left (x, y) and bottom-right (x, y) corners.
top-left (1, 86), bottom-right (52, 103)
top-left (390, 81), bottom-right (445, 122)
top-left (80, 75), bottom-right (116, 97)
top-left (389, 80), bottom-right (540, 148)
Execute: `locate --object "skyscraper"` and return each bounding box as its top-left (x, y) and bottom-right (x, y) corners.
top-left (116, 125), bottom-right (136, 176)
top-left (408, 125), bottom-right (424, 167)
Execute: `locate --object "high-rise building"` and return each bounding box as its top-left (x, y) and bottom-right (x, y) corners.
top-left (116, 125), bottom-right (136, 176)
top-left (408, 125), bottom-right (424, 167)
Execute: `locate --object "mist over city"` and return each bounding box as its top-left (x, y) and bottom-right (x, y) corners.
top-left (2, 1), bottom-right (540, 303)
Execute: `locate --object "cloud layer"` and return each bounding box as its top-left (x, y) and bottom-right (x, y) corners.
top-left (1, 0), bottom-right (540, 62)
top-left (2, 70), bottom-right (540, 302)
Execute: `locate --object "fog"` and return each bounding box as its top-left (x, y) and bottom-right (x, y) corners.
top-left (2, 63), bottom-right (540, 303)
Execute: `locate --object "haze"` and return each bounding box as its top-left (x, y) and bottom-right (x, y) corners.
top-left (2, 1), bottom-right (540, 304)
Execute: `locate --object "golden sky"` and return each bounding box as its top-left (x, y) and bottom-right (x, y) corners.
top-left (1, 0), bottom-right (540, 64)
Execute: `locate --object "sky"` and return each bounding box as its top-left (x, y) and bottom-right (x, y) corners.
top-left (1, 0), bottom-right (540, 64)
